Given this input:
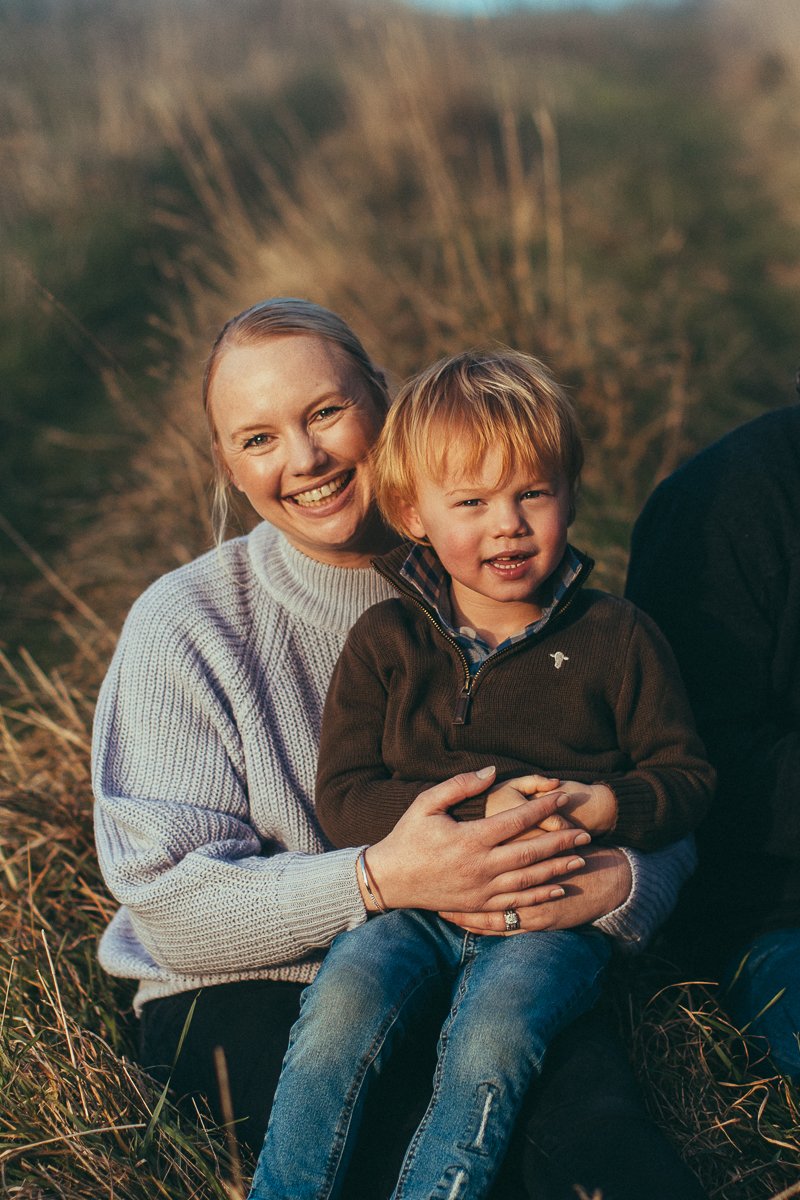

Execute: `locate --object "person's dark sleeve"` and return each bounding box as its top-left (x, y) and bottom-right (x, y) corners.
top-left (626, 480), bottom-right (800, 862)
top-left (315, 622), bottom-right (431, 848)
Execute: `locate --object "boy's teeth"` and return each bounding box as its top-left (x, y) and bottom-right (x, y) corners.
top-left (489, 554), bottom-right (529, 569)
top-left (291, 472), bottom-right (351, 507)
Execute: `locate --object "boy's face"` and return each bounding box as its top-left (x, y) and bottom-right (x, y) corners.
top-left (401, 449), bottom-right (571, 630)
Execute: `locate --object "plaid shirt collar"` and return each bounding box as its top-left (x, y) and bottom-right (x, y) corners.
top-left (399, 543), bottom-right (584, 671)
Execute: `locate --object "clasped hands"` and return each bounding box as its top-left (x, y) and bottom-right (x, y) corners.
top-left (363, 767), bottom-right (631, 936)
top-left (439, 772), bottom-right (629, 936)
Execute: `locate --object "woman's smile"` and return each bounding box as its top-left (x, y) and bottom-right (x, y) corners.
top-left (285, 469), bottom-right (355, 509)
top-left (208, 336), bottom-right (392, 566)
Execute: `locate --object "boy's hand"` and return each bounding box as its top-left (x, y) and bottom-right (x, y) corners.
top-left (548, 780), bottom-right (616, 836)
top-left (485, 775), bottom-right (562, 817)
top-left (485, 774), bottom-right (611, 840)
top-left (488, 780), bottom-right (576, 842)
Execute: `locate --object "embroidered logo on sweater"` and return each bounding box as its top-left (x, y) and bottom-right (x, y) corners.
top-left (550, 651), bottom-right (569, 670)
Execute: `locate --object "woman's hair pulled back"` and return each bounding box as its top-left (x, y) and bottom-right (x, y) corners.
top-left (202, 297), bottom-right (389, 545)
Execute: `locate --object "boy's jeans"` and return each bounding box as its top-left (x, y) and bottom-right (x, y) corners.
top-left (248, 909), bottom-right (610, 1200)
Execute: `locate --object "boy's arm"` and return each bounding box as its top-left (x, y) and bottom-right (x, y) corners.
top-left (487, 609), bottom-right (713, 850)
top-left (315, 625), bottom-right (433, 848)
top-left (593, 608), bottom-right (715, 851)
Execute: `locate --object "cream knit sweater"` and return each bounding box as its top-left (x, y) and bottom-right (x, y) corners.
top-left (93, 523), bottom-right (695, 1014)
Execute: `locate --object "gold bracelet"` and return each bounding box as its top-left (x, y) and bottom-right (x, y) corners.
top-left (357, 848), bottom-right (387, 914)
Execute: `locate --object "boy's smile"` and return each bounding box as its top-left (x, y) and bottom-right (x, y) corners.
top-left (401, 450), bottom-right (571, 646)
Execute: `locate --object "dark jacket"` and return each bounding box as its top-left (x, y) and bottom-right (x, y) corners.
top-left (316, 544), bottom-right (713, 852)
top-left (626, 404), bottom-right (800, 967)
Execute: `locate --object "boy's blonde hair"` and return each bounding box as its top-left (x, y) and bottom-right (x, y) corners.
top-left (372, 348), bottom-right (583, 539)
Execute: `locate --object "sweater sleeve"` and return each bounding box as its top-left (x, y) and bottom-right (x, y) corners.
top-left (316, 622), bottom-right (430, 847)
top-left (603, 608), bottom-right (715, 850)
top-left (593, 836), bottom-right (697, 952)
top-left (92, 597), bottom-right (367, 981)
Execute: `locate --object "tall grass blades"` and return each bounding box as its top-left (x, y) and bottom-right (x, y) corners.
top-left (3, 0), bottom-right (800, 1195)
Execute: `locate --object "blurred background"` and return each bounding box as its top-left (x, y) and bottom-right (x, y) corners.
top-left (2, 3), bottom-right (800, 1193)
top-left (1, 0), bottom-right (799, 667)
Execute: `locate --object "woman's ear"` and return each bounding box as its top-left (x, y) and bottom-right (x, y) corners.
top-left (213, 439), bottom-right (242, 493)
top-left (223, 462), bottom-right (244, 493)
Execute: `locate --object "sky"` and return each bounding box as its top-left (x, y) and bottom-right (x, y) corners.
top-left (404, 0), bottom-right (681, 10)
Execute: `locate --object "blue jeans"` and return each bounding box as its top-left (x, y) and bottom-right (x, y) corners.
top-left (248, 910), bottom-right (610, 1200)
top-left (721, 928), bottom-right (800, 1080)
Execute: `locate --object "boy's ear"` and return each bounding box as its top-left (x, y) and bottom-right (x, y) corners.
top-left (399, 501), bottom-right (427, 541)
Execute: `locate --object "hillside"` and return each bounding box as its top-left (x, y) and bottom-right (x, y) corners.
top-left (1, 1), bottom-right (800, 1195)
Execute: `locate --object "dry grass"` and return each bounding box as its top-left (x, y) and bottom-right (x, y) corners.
top-left (2, 648), bottom-right (800, 1196)
top-left (4, 0), bottom-right (800, 1196)
top-left (623, 968), bottom-right (800, 1197)
top-left (0, 648), bottom-right (250, 1198)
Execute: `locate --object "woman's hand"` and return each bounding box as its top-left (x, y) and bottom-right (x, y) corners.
top-left (439, 845), bottom-right (633, 935)
top-left (365, 767), bottom-right (591, 915)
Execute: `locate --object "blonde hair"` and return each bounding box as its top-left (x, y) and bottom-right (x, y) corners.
top-left (373, 348), bottom-right (583, 539)
top-left (202, 297), bottom-right (389, 544)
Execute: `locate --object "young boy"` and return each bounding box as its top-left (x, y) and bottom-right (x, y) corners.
top-left (248, 349), bottom-right (714, 1200)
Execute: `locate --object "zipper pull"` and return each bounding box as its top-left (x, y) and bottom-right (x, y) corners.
top-left (453, 684), bottom-right (472, 725)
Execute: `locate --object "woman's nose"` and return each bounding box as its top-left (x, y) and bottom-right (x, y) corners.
top-left (287, 430), bottom-right (328, 475)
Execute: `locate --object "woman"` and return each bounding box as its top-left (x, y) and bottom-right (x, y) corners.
top-left (93, 298), bottom-right (705, 1199)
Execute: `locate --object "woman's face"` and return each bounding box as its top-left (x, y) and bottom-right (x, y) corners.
top-left (210, 334), bottom-right (389, 566)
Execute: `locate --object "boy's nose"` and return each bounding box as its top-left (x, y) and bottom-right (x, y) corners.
top-left (493, 502), bottom-right (529, 536)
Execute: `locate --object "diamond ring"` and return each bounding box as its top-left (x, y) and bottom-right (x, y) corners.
top-left (503, 908), bottom-right (521, 932)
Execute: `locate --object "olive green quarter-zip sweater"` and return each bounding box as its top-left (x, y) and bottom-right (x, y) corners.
top-left (316, 544), bottom-right (714, 852)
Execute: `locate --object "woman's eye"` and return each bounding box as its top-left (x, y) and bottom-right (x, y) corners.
top-left (243, 433), bottom-right (273, 450)
top-left (311, 405), bottom-right (344, 423)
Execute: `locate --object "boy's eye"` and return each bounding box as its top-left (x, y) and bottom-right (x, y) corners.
top-left (522, 489), bottom-right (547, 500)
top-left (457, 498), bottom-right (482, 508)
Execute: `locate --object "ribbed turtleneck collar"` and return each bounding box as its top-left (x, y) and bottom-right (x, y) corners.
top-left (246, 522), bottom-right (395, 633)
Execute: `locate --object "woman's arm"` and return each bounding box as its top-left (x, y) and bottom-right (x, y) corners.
top-left (92, 602), bottom-right (370, 978)
top-left (440, 775), bottom-right (697, 943)
top-left (594, 837), bottom-right (697, 950)
top-left (363, 769), bottom-right (592, 914)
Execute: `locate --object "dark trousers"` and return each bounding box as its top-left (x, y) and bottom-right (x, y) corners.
top-left (140, 978), bottom-right (708, 1200)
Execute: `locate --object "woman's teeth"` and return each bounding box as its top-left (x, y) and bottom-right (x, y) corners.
top-left (290, 472), bottom-right (352, 508)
